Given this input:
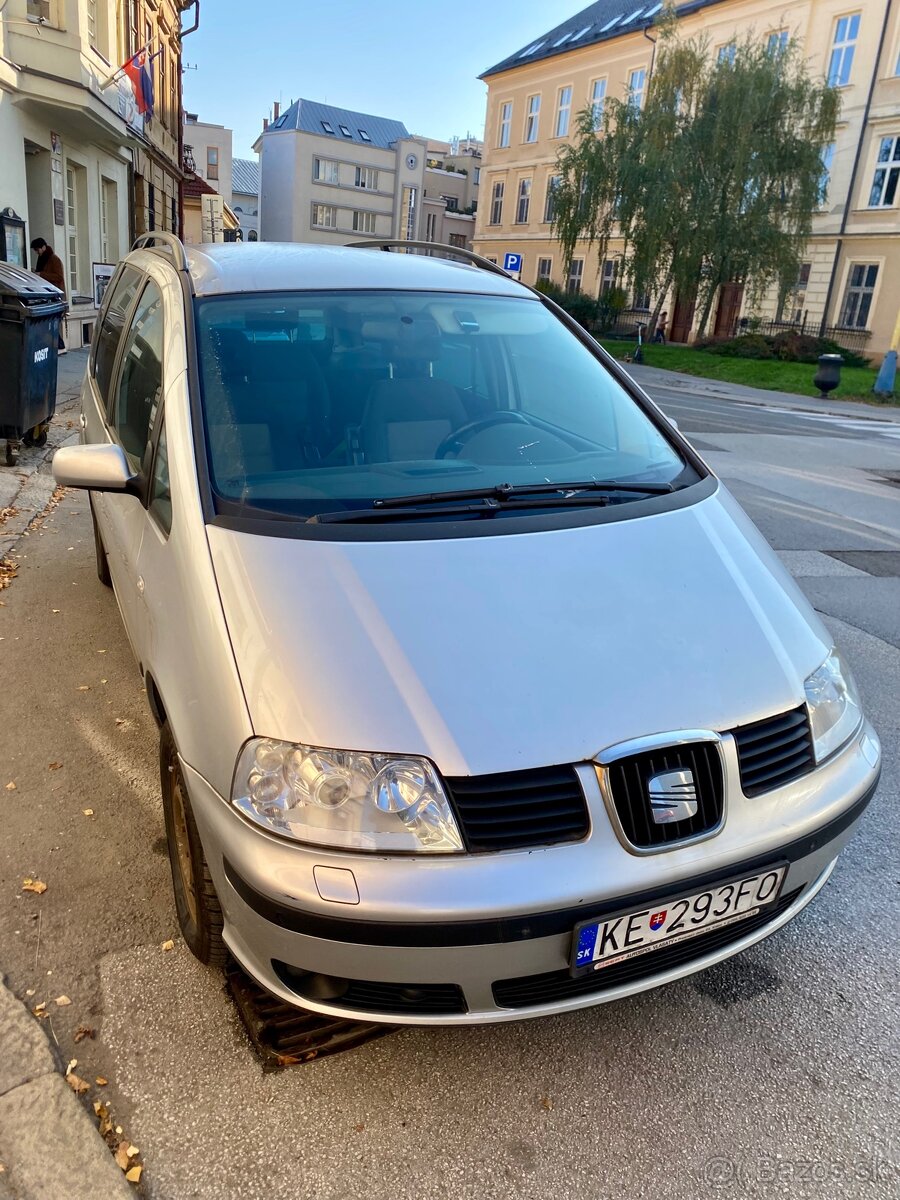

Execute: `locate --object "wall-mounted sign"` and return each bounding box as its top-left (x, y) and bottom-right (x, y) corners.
top-left (53, 198), bottom-right (65, 226)
top-left (201, 193), bottom-right (225, 243)
top-left (0, 208), bottom-right (27, 266)
top-left (92, 262), bottom-right (115, 307)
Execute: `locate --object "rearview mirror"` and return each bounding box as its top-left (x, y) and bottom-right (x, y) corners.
top-left (53, 444), bottom-right (137, 493)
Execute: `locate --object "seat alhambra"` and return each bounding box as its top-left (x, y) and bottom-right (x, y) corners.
top-left (53, 235), bottom-right (881, 1024)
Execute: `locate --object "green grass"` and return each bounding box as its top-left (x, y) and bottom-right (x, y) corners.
top-left (595, 340), bottom-right (893, 404)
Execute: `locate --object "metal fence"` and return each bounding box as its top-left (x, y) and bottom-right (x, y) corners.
top-left (726, 317), bottom-right (872, 357)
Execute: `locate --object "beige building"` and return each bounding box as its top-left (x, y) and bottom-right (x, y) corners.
top-left (0, 0), bottom-right (191, 346)
top-left (183, 112), bottom-right (259, 241)
top-left (474, 0), bottom-right (900, 361)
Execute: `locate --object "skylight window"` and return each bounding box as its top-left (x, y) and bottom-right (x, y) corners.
top-left (518, 39), bottom-right (547, 57)
top-left (622, 7), bottom-right (647, 24)
top-left (570, 25), bottom-right (592, 40)
top-left (552, 31), bottom-right (573, 46)
top-left (599, 15), bottom-right (621, 32)
top-left (358, 128), bottom-right (371, 141)
top-left (321, 121), bottom-right (335, 134)
top-left (642, 2), bottom-right (663, 17)
top-left (339, 124), bottom-right (352, 137)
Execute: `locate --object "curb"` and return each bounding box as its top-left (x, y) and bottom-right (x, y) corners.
top-left (0, 979), bottom-right (131, 1200)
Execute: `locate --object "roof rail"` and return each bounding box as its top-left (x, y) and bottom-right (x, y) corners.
top-left (131, 231), bottom-right (189, 273)
top-left (343, 239), bottom-right (513, 281)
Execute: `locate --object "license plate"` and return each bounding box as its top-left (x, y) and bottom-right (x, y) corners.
top-left (572, 864), bottom-right (787, 976)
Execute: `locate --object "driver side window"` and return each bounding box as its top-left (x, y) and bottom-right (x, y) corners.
top-left (113, 280), bottom-right (164, 470)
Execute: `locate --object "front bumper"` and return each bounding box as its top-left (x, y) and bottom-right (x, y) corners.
top-left (184, 723), bottom-right (880, 1024)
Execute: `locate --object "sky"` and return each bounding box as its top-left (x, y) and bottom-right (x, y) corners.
top-left (182, 0), bottom-right (588, 159)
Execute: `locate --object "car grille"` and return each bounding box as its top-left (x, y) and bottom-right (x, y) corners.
top-left (443, 764), bottom-right (589, 853)
top-left (732, 706), bottom-right (815, 797)
top-left (273, 963), bottom-right (467, 1015)
top-left (492, 886), bottom-right (802, 1009)
top-left (604, 742), bottom-right (723, 849)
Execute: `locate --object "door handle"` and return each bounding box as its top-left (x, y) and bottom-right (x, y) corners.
top-left (79, 412), bottom-right (86, 429)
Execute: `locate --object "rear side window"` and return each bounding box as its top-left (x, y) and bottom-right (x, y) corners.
top-left (113, 280), bottom-right (164, 468)
top-left (92, 266), bottom-right (142, 411)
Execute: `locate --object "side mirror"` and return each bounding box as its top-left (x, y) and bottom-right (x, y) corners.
top-left (53, 444), bottom-right (138, 493)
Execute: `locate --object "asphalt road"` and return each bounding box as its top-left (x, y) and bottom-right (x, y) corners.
top-left (1, 381), bottom-right (899, 1199)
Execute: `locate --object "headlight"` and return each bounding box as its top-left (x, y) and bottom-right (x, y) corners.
top-left (804, 649), bottom-right (862, 763)
top-left (231, 738), bottom-right (464, 853)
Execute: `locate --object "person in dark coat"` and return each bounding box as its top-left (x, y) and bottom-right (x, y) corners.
top-left (30, 237), bottom-right (67, 352)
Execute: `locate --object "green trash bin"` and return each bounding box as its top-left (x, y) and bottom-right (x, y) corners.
top-left (0, 263), bottom-right (67, 466)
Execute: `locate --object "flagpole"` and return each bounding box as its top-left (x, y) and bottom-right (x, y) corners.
top-left (99, 41), bottom-right (153, 91)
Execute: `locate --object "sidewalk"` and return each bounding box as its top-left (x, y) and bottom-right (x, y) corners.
top-left (626, 362), bottom-right (900, 423)
top-left (0, 349), bottom-right (129, 1198)
top-left (0, 348), bottom-right (87, 560)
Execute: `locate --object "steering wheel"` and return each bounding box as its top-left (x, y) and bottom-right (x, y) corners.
top-left (435, 411), bottom-right (532, 460)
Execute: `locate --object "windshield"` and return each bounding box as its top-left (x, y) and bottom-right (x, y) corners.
top-left (195, 289), bottom-right (691, 519)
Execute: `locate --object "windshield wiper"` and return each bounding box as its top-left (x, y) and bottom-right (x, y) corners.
top-left (372, 479), bottom-right (675, 509)
top-left (308, 480), bottom-right (675, 524)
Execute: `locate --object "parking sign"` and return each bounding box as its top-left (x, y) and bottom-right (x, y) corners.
top-left (503, 252), bottom-right (523, 275)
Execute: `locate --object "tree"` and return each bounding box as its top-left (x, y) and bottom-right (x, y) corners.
top-left (551, 20), bottom-right (839, 336)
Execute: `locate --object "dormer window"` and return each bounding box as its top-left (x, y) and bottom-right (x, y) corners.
top-left (359, 129), bottom-right (371, 142)
top-left (321, 121), bottom-right (335, 134)
top-left (339, 124), bottom-right (352, 137)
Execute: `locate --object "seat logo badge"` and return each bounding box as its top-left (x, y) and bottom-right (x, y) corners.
top-left (647, 769), bottom-right (698, 824)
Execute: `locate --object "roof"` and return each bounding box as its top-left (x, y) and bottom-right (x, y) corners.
top-left (183, 173), bottom-right (219, 199)
top-left (232, 158), bottom-right (259, 196)
top-left (183, 243), bottom-right (530, 298)
top-left (265, 98), bottom-right (409, 148)
top-left (481, 0), bottom-right (718, 77)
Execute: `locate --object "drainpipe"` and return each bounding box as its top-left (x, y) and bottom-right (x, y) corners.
top-left (643, 27), bottom-right (657, 82)
top-left (818, 0), bottom-right (893, 336)
top-left (178, 1), bottom-right (200, 239)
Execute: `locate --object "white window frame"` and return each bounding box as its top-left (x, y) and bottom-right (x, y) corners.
top-left (354, 165), bottom-right (378, 190)
top-left (314, 157), bottom-right (339, 184)
top-left (828, 13), bottom-right (860, 88)
top-left (600, 258), bottom-right (618, 295)
top-left (351, 210), bottom-right (376, 234)
top-left (311, 203), bottom-right (337, 229)
top-left (717, 43), bottom-right (736, 65)
top-left (838, 262), bottom-right (878, 328)
top-left (767, 29), bottom-right (789, 55)
top-left (628, 68), bottom-right (647, 110)
top-left (425, 211), bottom-right (437, 241)
top-left (590, 78), bottom-right (607, 129)
top-left (868, 135), bottom-right (900, 208)
top-left (489, 180), bottom-right (504, 225)
top-left (524, 95), bottom-right (540, 143)
top-left (473, 166), bottom-right (481, 185)
top-left (555, 86), bottom-right (572, 138)
top-left (515, 177), bottom-right (531, 224)
top-left (65, 163), bottom-right (79, 293)
top-left (536, 256), bottom-right (552, 283)
top-left (544, 174), bottom-right (560, 223)
top-left (498, 101), bottom-right (512, 149)
top-left (567, 258), bottom-right (584, 294)
top-left (819, 142), bottom-right (836, 205)
top-left (100, 177), bottom-right (119, 263)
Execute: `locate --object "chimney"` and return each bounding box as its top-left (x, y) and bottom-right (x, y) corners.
top-left (273, 101), bottom-right (280, 120)
top-left (263, 118), bottom-right (269, 131)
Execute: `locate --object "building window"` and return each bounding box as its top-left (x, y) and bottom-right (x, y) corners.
top-left (26, 0), bottom-right (53, 23)
top-left (489, 180), bottom-right (504, 225)
top-left (448, 232), bottom-right (466, 248)
top-left (314, 157), bottom-right (339, 184)
top-left (487, 257), bottom-right (498, 265)
top-left (839, 263), bottom-right (877, 328)
top-left (425, 211), bottom-right (437, 241)
top-left (767, 29), bottom-right (789, 55)
top-left (443, 194), bottom-right (459, 212)
top-left (171, 195), bottom-right (178, 238)
top-left (148, 181), bottom-right (156, 230)
top-left (524, 95), bottom-right (540, 143)
top-left (868, 136), bottom-right (900, 207)
top-left (352, 210), bottom-right (376, 234)
top-left (498, 101), bottom-right (512, 148)
top-left (567, 258), bottom-right (584, 294)
top-left (628, 68), bottom-right (647, 110)
top-left (537, 257), bottom-right (552, 283)
top-left (312, 204), bottom-right (337, 229)
top-left (590, 78), bottom-right (607, 129)
top-left (828, 14), bottom-right (860, 87)
top-left (544, 174), bottom-right (560, 223)
top-left (600, 258), bottom-right (618, 294)
top-left (65, 164), bottom-right (81, 293)
top-left (555, 86), bottom-right (572, 138)
top-left (100, 178), bottom-right (119, 263)
top-left (339, 125), bottom-right (352, 137)
top-left (321, 121), bottom-right (335, 134)
top-left (359, 129), bottom-right (371, 141)
top-left (717, 43), bottom-right (736, 65)
top-left (474, 166), bottom-right (481, 185)
top-left (400, 186), bottom-right (417, 240)
top-left (169, 45), bottom-right (177, 134)
top-left (207, 146), bottom-right (219, 181)
top-left (355, 165), bottom-right (378, 189)
top-left (515, 178), bottom-right (531, 223)
top-left (819, 142), bottom-right (836, 203)
top-left (87, 0), bottom-right (97, 44)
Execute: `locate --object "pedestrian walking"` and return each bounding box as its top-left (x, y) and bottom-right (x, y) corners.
top-left (30, 237), bottom-right (67, 353)
top-left (653, 312), bottom-right (668, 344)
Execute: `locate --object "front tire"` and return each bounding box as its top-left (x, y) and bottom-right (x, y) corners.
top-left (160, 723), bottom-right (226, 966)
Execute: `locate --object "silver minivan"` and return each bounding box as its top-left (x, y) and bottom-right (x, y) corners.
top-left (54, 235), bottom-right (881, 1024)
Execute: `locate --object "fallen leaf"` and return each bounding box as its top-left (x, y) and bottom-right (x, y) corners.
top-left (114, 1143), bottom-right (130, 1170)
top-left (540, 1095), bottom-right (553, 1112)
top-left (101, 678), bottom-right (108, 684)
top-left (76, 685), bottom-right (91, 691)
top-left (66, 1072), bottom-right (90, 1095)
top-left (161, 939), bottom-right (174, 951)
top-left (32, 1002), bottom-right (47, 1017)
top-left (5, 782), bottom-right (16, 791)
top-left (22, 879), bottom-right (47, 894)
top-left (48, 762), bottom-right (62, 771)
top-left (126, 1145), bottom-right (139, 1157)
top-left (97, 649), bottom-right (107, 654)
top-left (355, 1122), bottom-right (365, 1132)
top-left (82, 809), bottom-right (94, 817)
top-left (65, 1059), bottom-right (77, 1075)
top-left (54, 994), bottom-right (72, 1007)
top-left (125, 1165), bottom-right (142, 1184)
top-left (95, 1076), bottom-right (108, 1086)
top-left (25, 988), bottom-right (35, 997)
top-left (115, 1125), bottom-right (123, 1135)
top-left (51, 608), bottom-right (60, 614)
top-left (74, 1024), bottom-right (95, 1042)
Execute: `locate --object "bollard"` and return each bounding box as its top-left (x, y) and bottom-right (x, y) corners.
top-left (813, 353), bottom-right (843, 398)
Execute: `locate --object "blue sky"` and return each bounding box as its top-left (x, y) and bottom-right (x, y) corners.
top-left (182, 0), bottom-right (586, 159)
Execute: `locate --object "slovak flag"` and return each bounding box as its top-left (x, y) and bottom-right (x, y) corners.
top-left (123, 49), bottom-right (154, 117)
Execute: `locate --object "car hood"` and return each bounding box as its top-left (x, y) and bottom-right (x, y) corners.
top-left (207, 486), bottom-right (830, 777)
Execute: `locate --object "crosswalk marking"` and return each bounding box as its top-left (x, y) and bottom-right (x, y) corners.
top-left (763, 406), bottom-right (900, 442)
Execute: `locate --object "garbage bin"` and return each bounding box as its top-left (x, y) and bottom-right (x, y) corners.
top-left (0, 262), bottom-right (67, 466)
